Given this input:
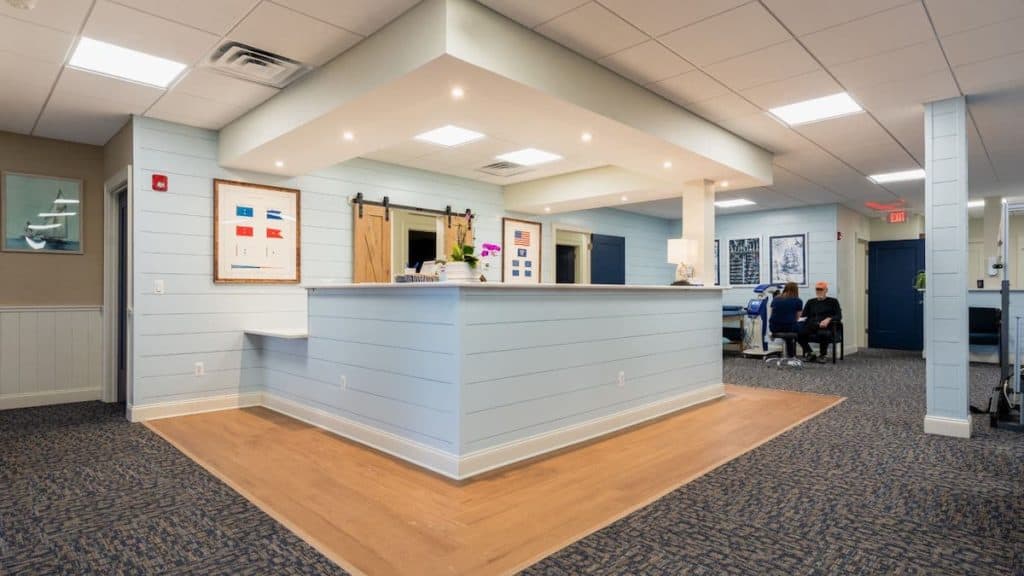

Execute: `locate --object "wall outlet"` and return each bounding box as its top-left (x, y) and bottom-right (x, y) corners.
top-left (339, 375), bottom-right (347, 389)
top-left (154, 279), bottom-right (164, 295)
top-left (617, 371), bottom-right (625, 388)
top-left (194, 362), bottom-right (204, 376)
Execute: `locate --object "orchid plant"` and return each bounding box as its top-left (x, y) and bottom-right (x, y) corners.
top-left (449, 224), bottom-right (479, 267)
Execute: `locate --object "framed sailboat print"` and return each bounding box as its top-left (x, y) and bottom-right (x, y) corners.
top-left (2, 172), bottom-right (84, 254)
top-left (769, 233), bottom-right (806, 285)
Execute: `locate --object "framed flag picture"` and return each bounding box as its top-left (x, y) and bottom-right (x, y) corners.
top-left (213, 179), bottom-right (300, 283)
top-left (502, 217), bottom-right (542, 284)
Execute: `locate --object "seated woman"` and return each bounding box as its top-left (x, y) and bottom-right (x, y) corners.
top-left (769, 282), bottom-right (803, 358)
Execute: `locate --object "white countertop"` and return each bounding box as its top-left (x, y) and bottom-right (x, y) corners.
top-left (244, 328), bottom-right (309, 339)
top-left (304, 282), bottom-right (722, 292)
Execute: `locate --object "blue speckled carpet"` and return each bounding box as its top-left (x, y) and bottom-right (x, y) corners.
top-left (523, 350), bottom-right (1024, 575)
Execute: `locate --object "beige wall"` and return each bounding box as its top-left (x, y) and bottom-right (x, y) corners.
top-left (837, 206), bottom-right (871, 352)
top-left (104, 119), bottom-right (132, 181)
top-left (868, 213), bottom-right (924, 241)
top-left (0, 131), bottom-right (105, 306)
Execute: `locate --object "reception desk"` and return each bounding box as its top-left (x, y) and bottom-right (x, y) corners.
top-left (249, 283), bottom-right (724, 479)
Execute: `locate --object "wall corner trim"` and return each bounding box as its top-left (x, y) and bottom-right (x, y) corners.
top-left (923, 415), bottom-right (972, 438)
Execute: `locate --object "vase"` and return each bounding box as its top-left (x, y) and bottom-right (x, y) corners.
top-left (444, 261), bottom-right (479, 282)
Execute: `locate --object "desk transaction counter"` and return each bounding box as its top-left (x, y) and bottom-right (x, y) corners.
top-left (248, 283), bottom-right (724, 479)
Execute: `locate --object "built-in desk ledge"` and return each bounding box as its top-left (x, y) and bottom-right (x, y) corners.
top-left (304, 283), bottom-right (723, 292)
top-left (245, 328), bottom-right (309, 339)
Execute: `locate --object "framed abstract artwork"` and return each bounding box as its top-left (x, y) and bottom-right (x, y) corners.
top-left (769, 234), bottom-right (807, 285)
top-left (502, 217), bottom-right (542, 284)
top-left (728, 237), bottom-right (760, 286)
top-left (2, 171), bottom-right (84, 254)
top-left (213, 179), bottom-right (300, 283)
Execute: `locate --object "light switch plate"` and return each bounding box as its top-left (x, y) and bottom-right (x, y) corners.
top-left (154, 279), bottom-right (165, 295)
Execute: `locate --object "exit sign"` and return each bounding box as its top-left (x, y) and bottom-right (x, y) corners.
top-left (888, 210), bottom-right (907, 224)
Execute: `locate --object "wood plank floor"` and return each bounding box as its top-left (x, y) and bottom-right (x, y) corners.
top-left (147, 385), bottom-right (842, 576)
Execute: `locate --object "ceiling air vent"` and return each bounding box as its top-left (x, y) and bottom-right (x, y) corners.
top-left (204, 41), bottom-right (309, 89)
top-left (477, 161), bottom-right (532, 178)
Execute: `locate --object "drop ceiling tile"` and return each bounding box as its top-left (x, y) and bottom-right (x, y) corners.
top-left (850, 69), bottom-right (959, 111)
top-left (741, 69), bottom-right (841, 109)
top-left (799, 2), bottom-right (934, 66)
top-left (600, 0), bottom-right (748, 38)
top-left (705, 40), bottom-right (818, 91)
top-left (658, 3), bottom-right (791, 67)
top-left (0, 83), bottom-right (50, 134)
top-left (794, 113), bottom-right (891, 153)
top-left (954, 51), bottom-right (1024, 95)
top-left (228, 1), bottom-right (362, 67)
top-left (870, 105), bottom-right (925, 161)
top-left (719, 113), bottom-right (808, 153)
top-left (685, 93), bottom-right (762, 123)
top-left (110, 0), bottom-right (259, 36)
top-left (762, 0), bottom-right (913, 36)
top-left (599, 41), bottom-right (694, 85)
top-left (830, 40), bottom-right (948, 90)
top-left (939, 16), bottom-right (1024, 68)
top-left (648, 70), bottom-right (730, 105)
top-left (272, 0), bottom-right (419, 36)
top-left (835, 139), bottom-right (918, 175)
top-left (54, 68), bottom-right (164, 112)
top-left (477, 0), bottom-right (589, 29)
top-left (172, 68), bottom-right (279, 109)
top-left (83, 1), bottom-right (220, 65)
top-left (0, 49), bottom-right (62, 88)
top-left (924, 0), bottom-right (1024, 37)
top-left (0, 0), bottom-right (92, 33)
top-left (34, 91), bottom-right (135, 145)
top-left (536, 2), bottom-right (647, 60)
top-left (145, 92), bottom-right (247, 130)
top-left (0, 14), bottom-right (74, 63)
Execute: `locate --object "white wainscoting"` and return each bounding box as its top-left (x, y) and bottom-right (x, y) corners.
top-left (0, 306), bottom-right (104, 410)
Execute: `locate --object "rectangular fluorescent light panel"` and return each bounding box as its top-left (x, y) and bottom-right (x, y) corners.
top-left (69, 37), bottom-right (186, 88)
top-left (769, 92), bottom-right (863, 126)
top-left (414, 125), bottom-right (485, 147)
top-left (495, 148), bottom-right (562, 166)
top-left (714, 199), bottom-right (756, 208)
top-left (967, 200), bottom-right (985, 208)
top-left (868, 169), bottom-right (926, 184)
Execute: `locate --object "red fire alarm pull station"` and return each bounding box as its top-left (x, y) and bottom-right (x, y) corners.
top-left (888, 210), bottom-right (907, 224)
top-left (152, 173), bottom-right (168, 192)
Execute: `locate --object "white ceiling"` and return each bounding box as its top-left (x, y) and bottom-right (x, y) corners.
top-left (1, 0), bottom-right (1022, 219)
top-left (481, 0), bottom-right (1024, 218)
top-left (0, 0), bottom-right (417, 144)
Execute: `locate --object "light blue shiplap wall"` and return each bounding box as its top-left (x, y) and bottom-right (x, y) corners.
top-left (672, 204), bottom-right (840, 306)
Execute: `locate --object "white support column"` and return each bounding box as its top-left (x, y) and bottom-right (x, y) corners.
top-left (682, 180), bottom-right (715, 285)
top-left (924, 96), bottom-right (971, 438)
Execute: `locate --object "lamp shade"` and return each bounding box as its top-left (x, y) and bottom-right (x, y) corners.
top-left (667, 238), bottom-right (694, 264)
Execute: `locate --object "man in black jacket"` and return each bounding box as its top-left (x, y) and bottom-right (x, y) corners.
top-left (798, 281), bottom-right (842, 362)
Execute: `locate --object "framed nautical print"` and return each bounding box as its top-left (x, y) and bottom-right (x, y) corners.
top-left (2, 172), bottom-right (84, 254)
top-left (769, 234), bottom-right (807, 285)
top-left (728, 237), bottom-right (760, 286)
top-left (213, 179), bottom-right (301, 283)
top-left (502, 217), bottom-right (541, 284)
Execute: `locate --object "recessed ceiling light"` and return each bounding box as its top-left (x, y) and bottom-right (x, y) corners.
top-left (451, 86), bottom-right (465, 99)
top-left (496, 148), bottom-right (562, 166)
top-left (275, 160), bottom-right (284, 168)
top-left (69, 37), bottom-right (186, 88)
top-left (720, 180), bottom-right (730, 188)
top-left (868, 169), bottom-right (925, 183)
top-left (663, 161), bottom-right (672, 169)
top-left (544, 206), bottom-right (552, 213)
top-left (342, 131), bottom-right (354, 141)
top-left (967, 200), bottom-right (985, 208)
top-left (715, 199), bottom-right (756, 208)
top-left (620, 195), bottom-right (628, 202)
top-left (769, 92), bottom-right (863, 126)
top-left (581, 132), bottom-right (592, 143)
top-left (414, 124), bottom-right (485, 147)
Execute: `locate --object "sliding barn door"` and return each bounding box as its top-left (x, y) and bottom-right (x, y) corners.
top-left (443, 215), bottom-right (474, 259)
top-left (353, 205), bottom-right (392, 283)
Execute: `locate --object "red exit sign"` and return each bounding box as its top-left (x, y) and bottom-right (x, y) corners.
top-left (888, 210), bottom-right (907, 224)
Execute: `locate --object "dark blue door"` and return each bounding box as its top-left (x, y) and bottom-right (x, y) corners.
top-left (868, 239), bottom-right (925, 350)
top-left (591, 234), bottom-right (625, 285)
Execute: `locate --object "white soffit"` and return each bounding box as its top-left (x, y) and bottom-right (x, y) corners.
top-left (219, 0), bottom-right (772, 200)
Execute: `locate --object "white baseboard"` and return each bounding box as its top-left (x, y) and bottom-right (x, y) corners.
top-left (129, 392), bottom-right (263, 422)
top-left (261, 392), bottom-right (460, 478)
top-left (459, 383), bottom-right (725, 479)
top-left (924, 415), bottom-right (972, 438)
top-left (0, 388), bottom-right (102, 411)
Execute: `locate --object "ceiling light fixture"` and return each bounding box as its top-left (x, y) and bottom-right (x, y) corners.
top-left (496, 148), bottom-right (562, 166)
top-left (663, 161), bottom-right (672, 169)
top-left (69, 37), bottom-right (186, 88)
top-left (415, 124), bottom-right (485, 147)
top-left (581, 132), bottom-right (592, 143)
top-left (451, 86), bottom-right (465, 99)
top-left (620, 195), bottom-right (629, 202)
top-left (715, 199), bottom-right (756, 208)
top-left (720, 180), bottom-right (730, 188)
top-left (967, 200), bottom-right (985, 208)
top-left (544, 206), bottom-right (552, 213)
top-left (275, 160), bottom-right (284, 168)
top-left (868, 168), bottom-right (925, 183)
top-left (769, 92), bottom-right (863, 126)
top-left (342, 131), bottom-right (354, 141)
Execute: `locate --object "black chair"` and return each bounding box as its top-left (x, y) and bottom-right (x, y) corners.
top-left (804, 321), bottom-right (844, 364)
top-left (767, 331), bottom-right (802, 368)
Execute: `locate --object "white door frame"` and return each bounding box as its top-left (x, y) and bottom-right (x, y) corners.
top-left (102, 166), bottom-right (133, 405)
top-left (551, 223), bottom-right (592, 284)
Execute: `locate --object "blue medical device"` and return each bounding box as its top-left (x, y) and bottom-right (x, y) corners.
top-left (743, 283), bottom-right (785, 355)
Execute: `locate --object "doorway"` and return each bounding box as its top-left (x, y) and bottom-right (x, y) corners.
top-left (556, 245), bottom-right (577, 283)
top-left (103, 166), bottom-right (132, 409)
top-left (553, 226), bottom-right (590, 284)
top-left (868, 239), bottom-right (925, 350)
top-left (591, 234), bottom-right (626, 285)
top-left (116, 189), bottom-right (128, 403)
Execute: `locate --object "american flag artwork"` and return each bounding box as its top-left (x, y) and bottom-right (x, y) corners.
top-left (514, 230), bottom-right (531, 246)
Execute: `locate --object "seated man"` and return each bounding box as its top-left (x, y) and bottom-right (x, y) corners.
top-left (798, 281), bottom-right (842, 362)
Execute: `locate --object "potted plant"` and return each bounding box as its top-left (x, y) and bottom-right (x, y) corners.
top-left (444, 224), bottom-right (479, 282)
